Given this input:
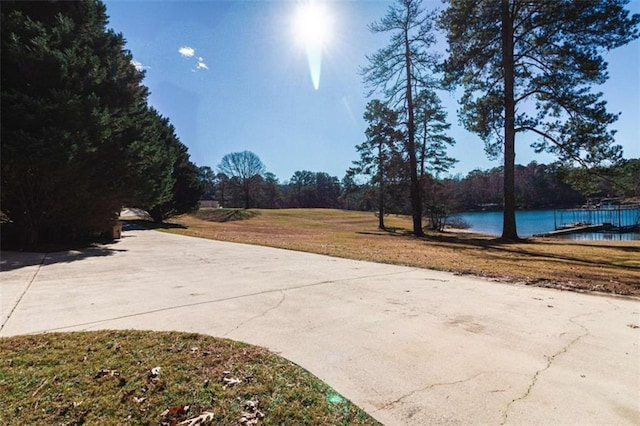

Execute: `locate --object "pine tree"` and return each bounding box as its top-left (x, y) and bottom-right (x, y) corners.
top-left (414, 90), bottom-right (456, 179)
top-left (352, 100), bottom-right (403, 230)
top-left (441, 0), bottom-right (639, 240)
top-left (362, 0), bottom-right (441, 237)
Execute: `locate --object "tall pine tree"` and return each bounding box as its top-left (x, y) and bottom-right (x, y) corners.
top-left (441, 0), bottom-right (639, 240)
top-left (361, 0), bottom-right (441, 237)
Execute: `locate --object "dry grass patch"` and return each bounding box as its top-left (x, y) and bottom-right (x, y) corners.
top-left (0, 330), bottom-right (379, 425)
top-left (164, 208), bottom-right (640, 296)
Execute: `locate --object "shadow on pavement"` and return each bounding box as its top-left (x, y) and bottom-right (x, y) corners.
top-left (122, 220), bottom-right (186, 231)
top-left (0, 246), bottom-right (126, 272)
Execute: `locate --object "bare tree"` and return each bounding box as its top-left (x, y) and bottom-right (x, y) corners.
top-left (217, 151), bottom-right (266, 209)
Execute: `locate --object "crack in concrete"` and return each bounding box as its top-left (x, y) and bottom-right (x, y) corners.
top-left (604, 298), bottom-right (625, 312)
top-left (223, 290), bottom-right (286, 337)
top-left (24, 269), bottom-right (417, 334)
top-left (0, 254), bottom-right (47, 332)
top-left (374, 372), bottom-right (488, 412)
top-left (500, 312), bottom-right (592, 425)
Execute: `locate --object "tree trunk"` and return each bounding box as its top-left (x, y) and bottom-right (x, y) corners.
top-left (150, 210), bottom-right (164, 223)
top-left (243, 180), bottom-right (250, 209)
top-left (378, 142), bottom-right (385, 230)
top-left (420, 120), bottom-right (427, 179)
top-left (501, 0), bottom-right (518, 241)
top-left (405, 28), bottom-right (424, 237)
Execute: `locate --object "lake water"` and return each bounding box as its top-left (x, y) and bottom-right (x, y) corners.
top-left (457, 209), bottom-right (640, 240)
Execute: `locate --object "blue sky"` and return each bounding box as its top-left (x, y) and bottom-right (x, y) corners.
top-left (105, 0), bottom-right (640, 183)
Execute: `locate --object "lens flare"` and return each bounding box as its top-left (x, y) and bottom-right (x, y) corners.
top-left (293, 1), bottom-right (332, 90)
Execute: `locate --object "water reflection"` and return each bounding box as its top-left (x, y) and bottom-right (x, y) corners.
top-left (559, 232), bottom-right (640, 241)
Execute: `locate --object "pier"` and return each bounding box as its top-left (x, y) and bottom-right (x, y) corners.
top-left (534, 204), bottom-right (640, 237)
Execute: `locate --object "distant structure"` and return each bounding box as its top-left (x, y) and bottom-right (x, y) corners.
top-left (199, 192), bottom-right (220, 209)
top-left (536, 199), bottom-right (640, 237)
top-left (200, 200), bottom-right (220, 208)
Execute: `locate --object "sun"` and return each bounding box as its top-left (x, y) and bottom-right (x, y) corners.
top-left (292, 1), bottom-right (333, 90)
top-left (293, 1), bottom-right (332, 48)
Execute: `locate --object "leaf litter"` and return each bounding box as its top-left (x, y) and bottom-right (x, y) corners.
top-left (0, 330), bottom-right (379, 425)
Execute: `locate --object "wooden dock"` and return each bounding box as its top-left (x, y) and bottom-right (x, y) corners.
top-left (534, 224), bottom-right (604, 238)
top-left (534, 204), bottom-right (640, 237)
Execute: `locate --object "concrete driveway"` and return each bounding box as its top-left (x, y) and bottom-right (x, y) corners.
top-left (1, 225), bottom-right (639, 425)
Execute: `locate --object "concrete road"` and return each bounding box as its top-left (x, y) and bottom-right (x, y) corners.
top-left (1, 225), bottom-right (639, 425)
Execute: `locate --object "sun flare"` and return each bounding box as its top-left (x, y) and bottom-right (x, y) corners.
top-left (292, 1), bottom-right (332, 90)
top-left (293, 1), bottom-right (332, 48)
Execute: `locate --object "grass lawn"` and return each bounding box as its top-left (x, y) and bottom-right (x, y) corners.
top-left (164, 208), bottom-right (640, 296)
top-left (0, 330), bottom-right (379, 425)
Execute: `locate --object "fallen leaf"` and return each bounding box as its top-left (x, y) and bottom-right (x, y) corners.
top-left (149, 366), bottom-right (162, 382)
top-left (161, 405), bottom-right (190, 424)
top-left (95, 369), bottom-right (119, 379)
top-left (178, 411), bottom-right (215, 425)
top-left (240, 399), bottom-right (264, 425)
top-left (223, 377), bottom-right (242, 388)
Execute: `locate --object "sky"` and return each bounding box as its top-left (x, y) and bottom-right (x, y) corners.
top-left (104, 0), bottom-right (640, 183)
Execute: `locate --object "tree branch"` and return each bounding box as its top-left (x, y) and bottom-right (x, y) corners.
top-left (515, 125), bottom-right (588, 167)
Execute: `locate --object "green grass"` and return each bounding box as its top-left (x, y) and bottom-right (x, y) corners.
top-left (0, 330), bottom-right (379, 426)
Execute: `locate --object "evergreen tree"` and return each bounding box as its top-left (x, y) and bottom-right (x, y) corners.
top-left (362, 0), bottom-right (441, 237)
top-left (198, 166), bottom-right (217, 196)
top-left (1, 1), bottom-right (191, 245)
top-left (352, 100), bottom-right (403, 229)
top-left (257, 172), bottom-right (283, 208)
top-left (441, 0), bottom-right (639, 240)
top-left (149, 143), bottom-right (204, 223)
top-left (124, 107), bottom-right (180, 211)
top-left (414, 90), bottom-right (456, 179)
top-left (2, 1), bottom-right (145, 244)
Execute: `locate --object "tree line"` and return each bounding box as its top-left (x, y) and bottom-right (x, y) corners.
top-left (198, 152), bottom-right (342, 210)
top-left (1, 1), bottom-right (203, 247)
top-left (197, 149), bottom-right (639, 219)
